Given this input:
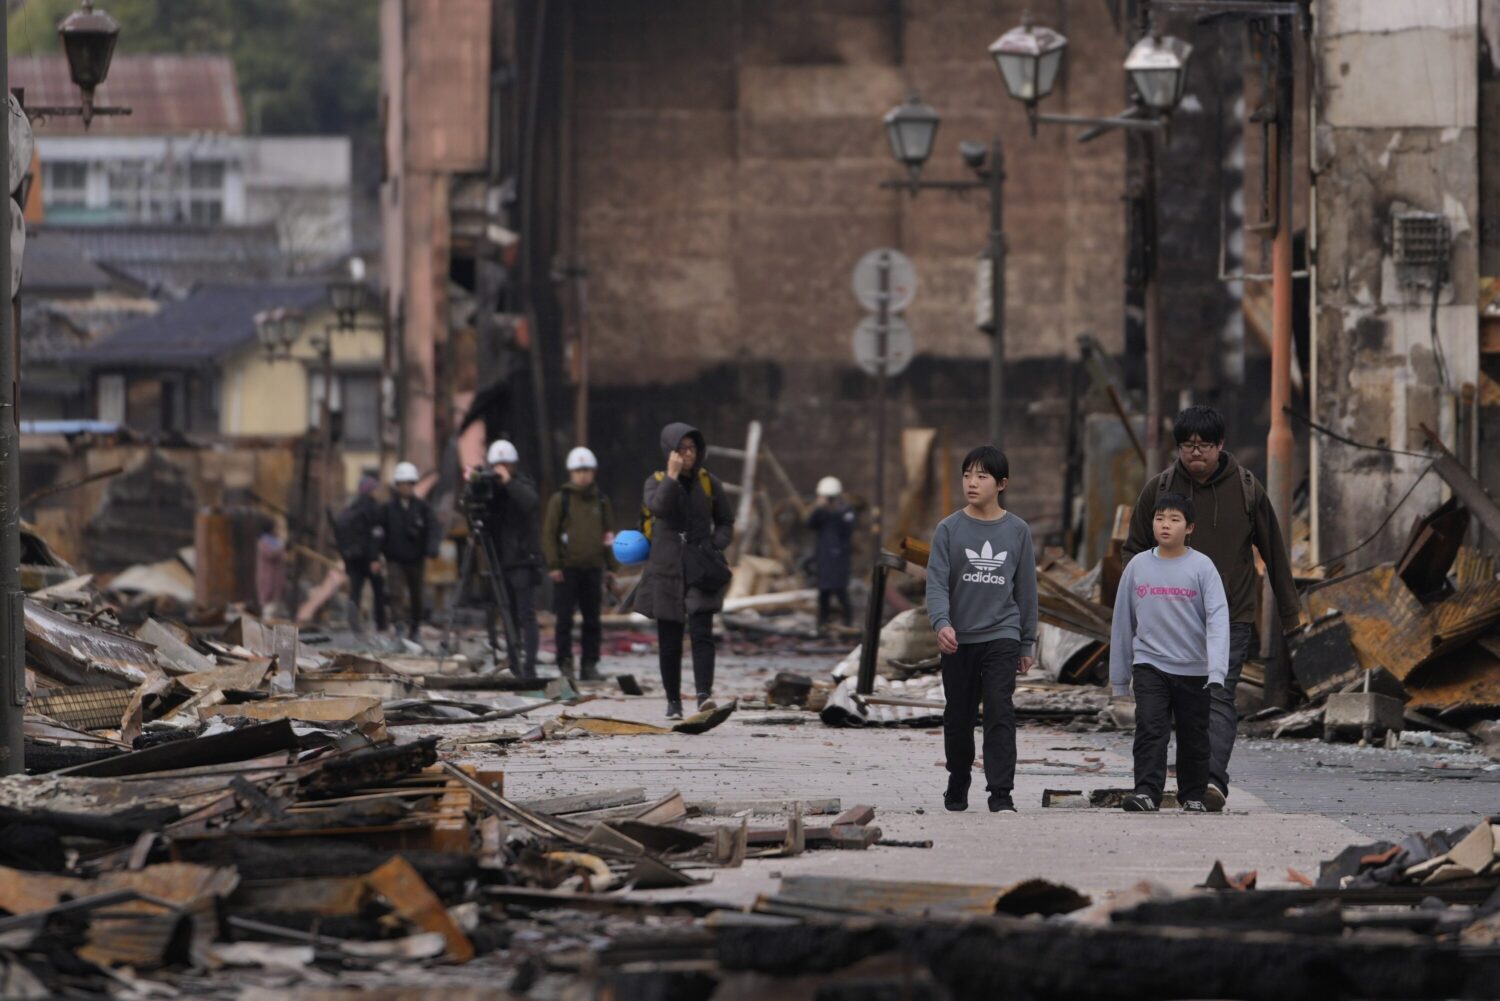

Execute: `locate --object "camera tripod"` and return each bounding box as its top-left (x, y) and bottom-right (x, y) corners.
top-left (440, 504), bottom-right (525, 677)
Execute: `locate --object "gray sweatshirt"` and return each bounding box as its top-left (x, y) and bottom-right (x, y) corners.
top-left (926, 509), bottom-right (1038, 654)
top-left (1109, 547), bottom-right (1230, 695)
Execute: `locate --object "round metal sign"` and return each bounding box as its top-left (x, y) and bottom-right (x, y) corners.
top-left (852, 248), bottom-right (917, 313)
top-left (10, 199), bottom-right (25, 300)
top-left (852, 315), bottom-right (915, 377)
top-left (8, 94), bottom-right (33, 197)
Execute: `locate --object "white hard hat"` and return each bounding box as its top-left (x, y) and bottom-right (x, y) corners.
top-left (487, 439), bottom-right (519, 465)
top-left (566, 446), bottom-right (598, 471)
top-left (816, 476), bottom-right (843, 497)
top-left (393, 461), bottom-right (420, 484)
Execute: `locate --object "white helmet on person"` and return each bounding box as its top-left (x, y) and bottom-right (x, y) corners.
top-left (487, 439), bottom-right (519, 465)
top-left (816, 476), bottom-right (843, 498)
top-left (393, 461), bottom-right (420, 484)
top-left (566, 447), bottom-right (598, 471)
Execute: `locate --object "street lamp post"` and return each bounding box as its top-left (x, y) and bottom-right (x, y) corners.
top-left (2, 1), bottom-right (129, 777)
top-left (880, 97), bottom-right (1008, 449)
top-left (992, 13), bottom-right (1190, 468)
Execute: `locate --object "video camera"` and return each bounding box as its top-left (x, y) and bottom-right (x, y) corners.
top-left (462, 468), bottom-right (501, 515)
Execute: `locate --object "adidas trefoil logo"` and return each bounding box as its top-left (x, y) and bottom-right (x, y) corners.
top-left (962, 540), bottom-right (1008, 585)
top-left (964, 540), bottom-right (1007, 571)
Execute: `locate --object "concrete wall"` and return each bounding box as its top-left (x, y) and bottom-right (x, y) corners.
top-left (1311, 0), bottom-right (1483, 563)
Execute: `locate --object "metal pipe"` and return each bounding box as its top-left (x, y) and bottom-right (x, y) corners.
top-left (988, 138), bottom-right (1007, 449)
top-left (0, 13), bottom-right (21, 776)
top-left (1262, 14), bottom-right (1296, 706)
top-left (874, 256), bottom-right (889, 545)
top-left (315, 336), bottom-right (336, 556)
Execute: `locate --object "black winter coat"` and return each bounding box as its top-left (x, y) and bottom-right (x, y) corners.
top-left (808, 501), bottom-right (856, 590)
top-left (633, 422), bottom-right (735, 623)
top-left (383, 496), bottom-right (442, 564)
top-left (484, 471), bottom-right (543, 570)
top-left (334, 493), bottom-right (385, 564)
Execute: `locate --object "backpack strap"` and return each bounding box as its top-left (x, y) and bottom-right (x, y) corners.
top-left (1153, 467), bottom-right (1175, 501)
top-left (1240, 466), bottom-right (1255, 520)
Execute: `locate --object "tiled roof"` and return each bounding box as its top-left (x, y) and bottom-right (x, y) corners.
top-left (21, 228), bottom-right (116, 295)
top-left (76, 281), bottom-right (326, 367)
top-left (11, 54), bottom-right (244, 136)
top-left (37, 223), bottom-right (285, 298)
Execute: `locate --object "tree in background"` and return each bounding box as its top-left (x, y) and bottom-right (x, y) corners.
top-left (7, 0), bottom-right (378, 139)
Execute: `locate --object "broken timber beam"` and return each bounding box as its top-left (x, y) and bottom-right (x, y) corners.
top-left (1419, 423), bottom-right (1500, 540)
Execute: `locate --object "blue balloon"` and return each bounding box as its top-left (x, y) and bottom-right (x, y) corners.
top-left (612, 530), bottom-right (651, 565)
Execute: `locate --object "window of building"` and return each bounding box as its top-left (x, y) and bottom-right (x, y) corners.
top-left (97, 374), bottom-right (125, 424)
top-left (43, 161), bottom-right (88, 207)
top-left (188, 160), bottom-right (225, 225)
top-left (309, 371), bottom-right (380, 450)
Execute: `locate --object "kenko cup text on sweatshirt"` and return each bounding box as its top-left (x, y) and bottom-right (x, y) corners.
top-left (925, 510), bottom-right (1038, 654)
top-left (1109, 547), bottom-right (1230, 695)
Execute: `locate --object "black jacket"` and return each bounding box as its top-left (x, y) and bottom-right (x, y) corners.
top-left (333, 493), bottom-right (385, 564)
top-left (633, 422), bottom-right (735, 622)
top-left (484, 471), bottom-right (543, 569)
top-left (808, 501), bottom-right (856, 590)
top-left (383, 495), bottom-right (442, 564)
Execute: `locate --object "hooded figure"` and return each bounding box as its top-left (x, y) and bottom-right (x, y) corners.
top-left (632, 422), bottom-right (734, 717)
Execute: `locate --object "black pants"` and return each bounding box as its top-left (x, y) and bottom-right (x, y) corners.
top-left (1132, 664), bottom-right (1212, 806)
top-left (941, 638), bottom-right (1020, 797)
top-left (555, 567), bottom-right (603, 665)
top-left (1209, 622), bottom-right (1255, 793)
top-left (658, 612), bottom-right (715, 701)
top-left (389, 560), bottom-right (425, 636)
top-left (817, 588), bottom-right (852, 627)
top-left (488, 568), bottom-right (539, 677)
top-left (346, 562), bottom-right (387, 631)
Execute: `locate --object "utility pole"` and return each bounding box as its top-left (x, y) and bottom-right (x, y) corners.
top-left (0, 12), bottom-right (23, 777)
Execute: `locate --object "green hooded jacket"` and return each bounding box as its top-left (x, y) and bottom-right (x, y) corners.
top-left (542, 482), bottom-right (619, 571)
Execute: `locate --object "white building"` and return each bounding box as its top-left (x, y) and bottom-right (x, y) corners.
top-left (16, 55), bottom-right (353, 266)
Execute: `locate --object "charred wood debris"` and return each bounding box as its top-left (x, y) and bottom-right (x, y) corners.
top-left (6, 479), bottom-right (1500, 999)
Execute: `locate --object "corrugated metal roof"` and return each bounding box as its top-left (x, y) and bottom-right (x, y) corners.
top-left (76, 281), bottom-right (326, 368)
top-left (11, 55), bottom-right (244, 136)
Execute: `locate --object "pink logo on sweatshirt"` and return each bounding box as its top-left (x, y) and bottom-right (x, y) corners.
top-left (1136, 583), bottom-right (1198, 601)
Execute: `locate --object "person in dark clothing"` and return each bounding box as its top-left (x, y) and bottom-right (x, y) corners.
top-left (632, 422), bottom-right (734, 719)
top-left (335, 474), bottom-right (387, 631)
top-left (1121, 405), bottom-right (1303, 811)
top-left (807, 475), bottom-right (855, 630)
top-left (382, 461), bottom-right (442, 640)
top-left (543, 446), bottom-right (618, 682)
top-left (482, 439), bottom-right (543, 678)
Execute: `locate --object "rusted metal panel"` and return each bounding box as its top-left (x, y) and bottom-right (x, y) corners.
top-left (762, 875), bottom-right (1089, 918)
top-left (366, 856), bottom-right (474, 963)
top-left (1404, 643), bottom-right (1500, 711)
top-left (10, 55), bottom-right (244, 136)
top-left (1307, 564), bottom-right (1500, 681)
top-left (23, 599), bottom-right (155, 688)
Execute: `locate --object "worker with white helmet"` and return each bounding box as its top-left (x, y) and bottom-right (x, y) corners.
top-left (472, 439), bottom-right (542, 678)
top-left (542, 446), bottom-right (619, 682)
top-left (381, 461), bottom-right (441, 641)
top-left (808, 475), bottom-right (857, 631)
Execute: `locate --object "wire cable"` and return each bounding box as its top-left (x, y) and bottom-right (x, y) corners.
top-left (1282, 407), bottom-right (1430, 459)
top-left (1309, 463), bottom-right (1432, 573)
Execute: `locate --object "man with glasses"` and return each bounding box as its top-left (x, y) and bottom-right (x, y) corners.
top-left (1121, 405), bottom-right (1302, 811)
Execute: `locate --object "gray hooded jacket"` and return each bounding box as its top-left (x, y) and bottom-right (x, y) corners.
top-left (632, 422), bottom-right (735, 622)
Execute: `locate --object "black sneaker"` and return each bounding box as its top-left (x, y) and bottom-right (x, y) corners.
top-left (1122, 793), bottom-right (1158, 812)
top-left (556, 659), bottom-right (577, 682)
top-left (697, 694), bottom-right (717, 711)
top-left (988, 794), bottom-right (1017, 813)
top-left (580, 660), bottom-right (602, 681)
top-left (944, 777), bottom-right (970, 812)
top-left (665, 700), bottom-right (684, 720)
top-left (1204, 784), bottom-right (1226, 813)
top-left (1181, 799), bottom-right (1209, 813)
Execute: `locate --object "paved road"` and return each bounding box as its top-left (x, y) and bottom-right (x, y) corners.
top-left (438, 652), bottom-right (1496, 905)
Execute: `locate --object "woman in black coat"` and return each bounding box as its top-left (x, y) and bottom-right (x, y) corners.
top-left (633, 421), bottom-right (734, 719)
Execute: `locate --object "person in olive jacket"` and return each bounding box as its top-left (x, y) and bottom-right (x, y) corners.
top-left (633, 422), bottom-right (734, 719)
top-left (542, 446), bottom-right (618, 682)
top-left (482, 439), bottom-right (543, 679)
top-left (382, 462), bottom-right (442, 640)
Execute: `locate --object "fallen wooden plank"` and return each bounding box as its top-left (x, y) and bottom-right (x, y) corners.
top-left (517, 788), bottom-right (647, 816)
top-left (688, 798), bottom-right (841, 817)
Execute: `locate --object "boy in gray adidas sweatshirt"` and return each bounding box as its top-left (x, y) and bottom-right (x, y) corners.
top-left (927, 446), bottom-right (1037, 814)
top-left (1110, 492), bottom-right (1229, 812)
